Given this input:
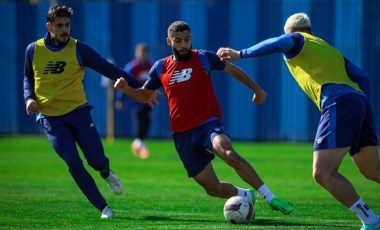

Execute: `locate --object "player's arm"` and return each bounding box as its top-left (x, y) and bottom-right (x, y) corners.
top-left (114, 60), bottom-right (163, 108)
top-left (23, 43), bottom-right (39, 115)
top-left (76, 41), bottom-right (142, 89)
top-left (217, 34), bottom-right (297, 61)
top-left (223, 61), bottom-right (267, 104)
top-left (114, 78), bottom-right (158, 108)
top-left (344, 57), bottom-right (371, 98)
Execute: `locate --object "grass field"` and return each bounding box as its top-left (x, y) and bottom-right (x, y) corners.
top-left (0, 135), bottom-right (378, 229)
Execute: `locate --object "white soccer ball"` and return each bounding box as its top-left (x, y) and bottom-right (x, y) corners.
top-left (223, 196), bottom-right (254, 224)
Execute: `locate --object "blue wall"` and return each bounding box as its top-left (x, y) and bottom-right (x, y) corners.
top-left (1, 0), bottom-right (379, 142)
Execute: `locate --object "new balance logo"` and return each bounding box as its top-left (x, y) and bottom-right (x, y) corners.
top-left (43, 61), bottom-right (66, 74)
top-left (169, 68), bottom-right (192, 85)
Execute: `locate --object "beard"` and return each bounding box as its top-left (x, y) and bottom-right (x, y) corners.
top-left (51, 32), bottom-right (70, 45)
top-left (172, 45), bottom-right (192, 61)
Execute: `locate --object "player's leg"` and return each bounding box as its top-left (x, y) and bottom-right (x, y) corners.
top-left (193, 162), bottom-right (238, 198)
top-left (135, 105), bottom-right (151, 158)
top-left (351, 97), bottom-right (380, 183)
top-left (39, 116), bottom-right (109, 213)
top-left (313, 147), bottom-right (359, 206)
top-left (350, 97), bottom-right (380, 229)
top-left (172, 124), bottom-right (246, 199)
top-left (71, 108), bottom-right (123, 195)
top-left (352, 146), bottom-right (380, 183)
top-left (350, 147), bottom-right (380, 229)
top-left (211, 134), bottom-right (264, 189)
top-left (314, 94), bottom-right (379, 227)
top-left (195, 119), bottom-right (292, 213)
top-left (314, 147), bottom-right (380, 228)
top-left (211, 133), bottom-right (293, 213)
top-left (137, 105), bottom-right (152, 141)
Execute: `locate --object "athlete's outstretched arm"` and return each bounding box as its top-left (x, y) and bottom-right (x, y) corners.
top-left (77, 41), bottom-right (142, 89)
top-left (223, 61), bottom-right (267, 104)
top-left (217, 34), bottom-right (296, 61)
top-left (114, 78), bottom-right (159, 108)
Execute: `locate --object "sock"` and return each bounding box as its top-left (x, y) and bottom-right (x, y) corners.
top-left (257, 184), bottom-right (275, 203)
top-left (349, 198), bottom-right (379, 224)
top-left (236, 187), bottom-right (251, 201)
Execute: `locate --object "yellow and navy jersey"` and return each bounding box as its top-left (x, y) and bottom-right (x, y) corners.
top-left (32, 38), bottom-right (86, 116)
top-left (23, 32), bottom-right (143, 117)
top-left (284, 32), bottom-right (361, 110)
top-left (241, 32), bottom-right (369, 111)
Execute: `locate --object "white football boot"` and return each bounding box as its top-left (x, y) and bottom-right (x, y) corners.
top-left (101, 205), bottom-right (114, 219)
top-left (104, 171), bottom-right (123, 195)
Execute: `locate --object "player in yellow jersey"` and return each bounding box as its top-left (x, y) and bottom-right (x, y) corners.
top-left (23, 5), bottom-right (158, 219)
top-left (217, 13), bottom-right (380, 230)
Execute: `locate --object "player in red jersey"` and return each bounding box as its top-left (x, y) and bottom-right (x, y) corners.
top-left (114, 21), bottom-right (294, 214)
top-left (116, 43), bottom-right (153, 159)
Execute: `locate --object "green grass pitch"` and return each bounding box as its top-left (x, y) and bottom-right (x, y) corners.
top-left (0, 135), bottom-right (378, 229)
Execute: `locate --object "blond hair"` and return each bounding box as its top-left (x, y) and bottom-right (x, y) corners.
top-left (284, 13), bottom-right (311, 33)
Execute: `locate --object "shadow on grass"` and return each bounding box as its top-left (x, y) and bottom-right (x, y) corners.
top-left (253, 218), bottom-right (352, 228)
top-left (137, 216), bottom-right (352, 229)
top-left (142, 215), bottom-right (219, 223)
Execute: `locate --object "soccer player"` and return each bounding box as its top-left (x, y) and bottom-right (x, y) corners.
top-left (114, 20), bottom-right (294, 215)
top-left (115, 43), bottom-right (153, 159)
top-left (217, 13), bottom-right (380, 230)
top-left (23, 5), bottom-right (157, 219)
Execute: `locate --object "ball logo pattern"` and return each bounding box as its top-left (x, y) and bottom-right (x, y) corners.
top-left (223, 196), bottom-right (254, 224)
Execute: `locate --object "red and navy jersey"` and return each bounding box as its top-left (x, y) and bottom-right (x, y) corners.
top-left (145, 49), bottom-right (225, 132)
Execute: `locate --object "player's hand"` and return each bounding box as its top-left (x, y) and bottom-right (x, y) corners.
top-left (252, 88), bottom-right (267, 104)
top-left (217, 47), bottom-right (241, 61)
top-left (146, 90), bottom-right (161, 108)
top-left (114, 77), bottom-right (128, 91)
top-left (26, 99), bottom-right (39, 115)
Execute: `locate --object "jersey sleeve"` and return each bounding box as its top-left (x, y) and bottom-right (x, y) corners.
top-left (76, 41), bottom-right (143, 89)
top-left (144, 59), bottom-right (164, 90)
top-left (23, 42), bottom-right (36, 103)
top-left (198, 49), bottom-right (225, 71)
top-left (241, 33), bottom-right (298, 58)
top-left (344, 57), bottom-right (371, 97)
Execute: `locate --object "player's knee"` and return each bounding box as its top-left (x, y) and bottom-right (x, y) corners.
top-left (312, 168), bottom-right (328, 185)
top-left (225, 150), bottom-right (240, 165)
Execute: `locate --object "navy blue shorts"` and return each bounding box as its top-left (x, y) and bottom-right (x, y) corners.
top-left (172, 118), bottom-right (229, 177)
top-left (314, 93), bottom-right (379, 156)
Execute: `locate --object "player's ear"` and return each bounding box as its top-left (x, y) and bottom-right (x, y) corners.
top-left (46, 22), bottom-right (52, 31)
top-left (166, 37), bottom-right (172, 46)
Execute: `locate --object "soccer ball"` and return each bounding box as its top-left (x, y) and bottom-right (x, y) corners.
top-left (223, 196), bottom-right (254, 224)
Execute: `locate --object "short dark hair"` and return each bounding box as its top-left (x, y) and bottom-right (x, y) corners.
top-left (46, 5), bottom-right (73, 22)
top-left (167, 21), bottom-right (191, 37)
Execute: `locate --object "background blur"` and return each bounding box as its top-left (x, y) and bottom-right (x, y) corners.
top-left (1, 0), bottom-right (379, 142)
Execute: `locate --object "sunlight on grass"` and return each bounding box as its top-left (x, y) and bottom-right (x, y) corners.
top-left (0, 136), bottom-right (378, 229)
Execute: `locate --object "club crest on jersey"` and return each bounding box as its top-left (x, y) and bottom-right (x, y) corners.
top-left (169, 68), bottom-right (193, 85)
top-left (43, 61), bottom-right (66, 74)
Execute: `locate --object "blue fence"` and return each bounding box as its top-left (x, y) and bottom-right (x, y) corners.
top-left (1, 0), bottom-right (379, 142)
